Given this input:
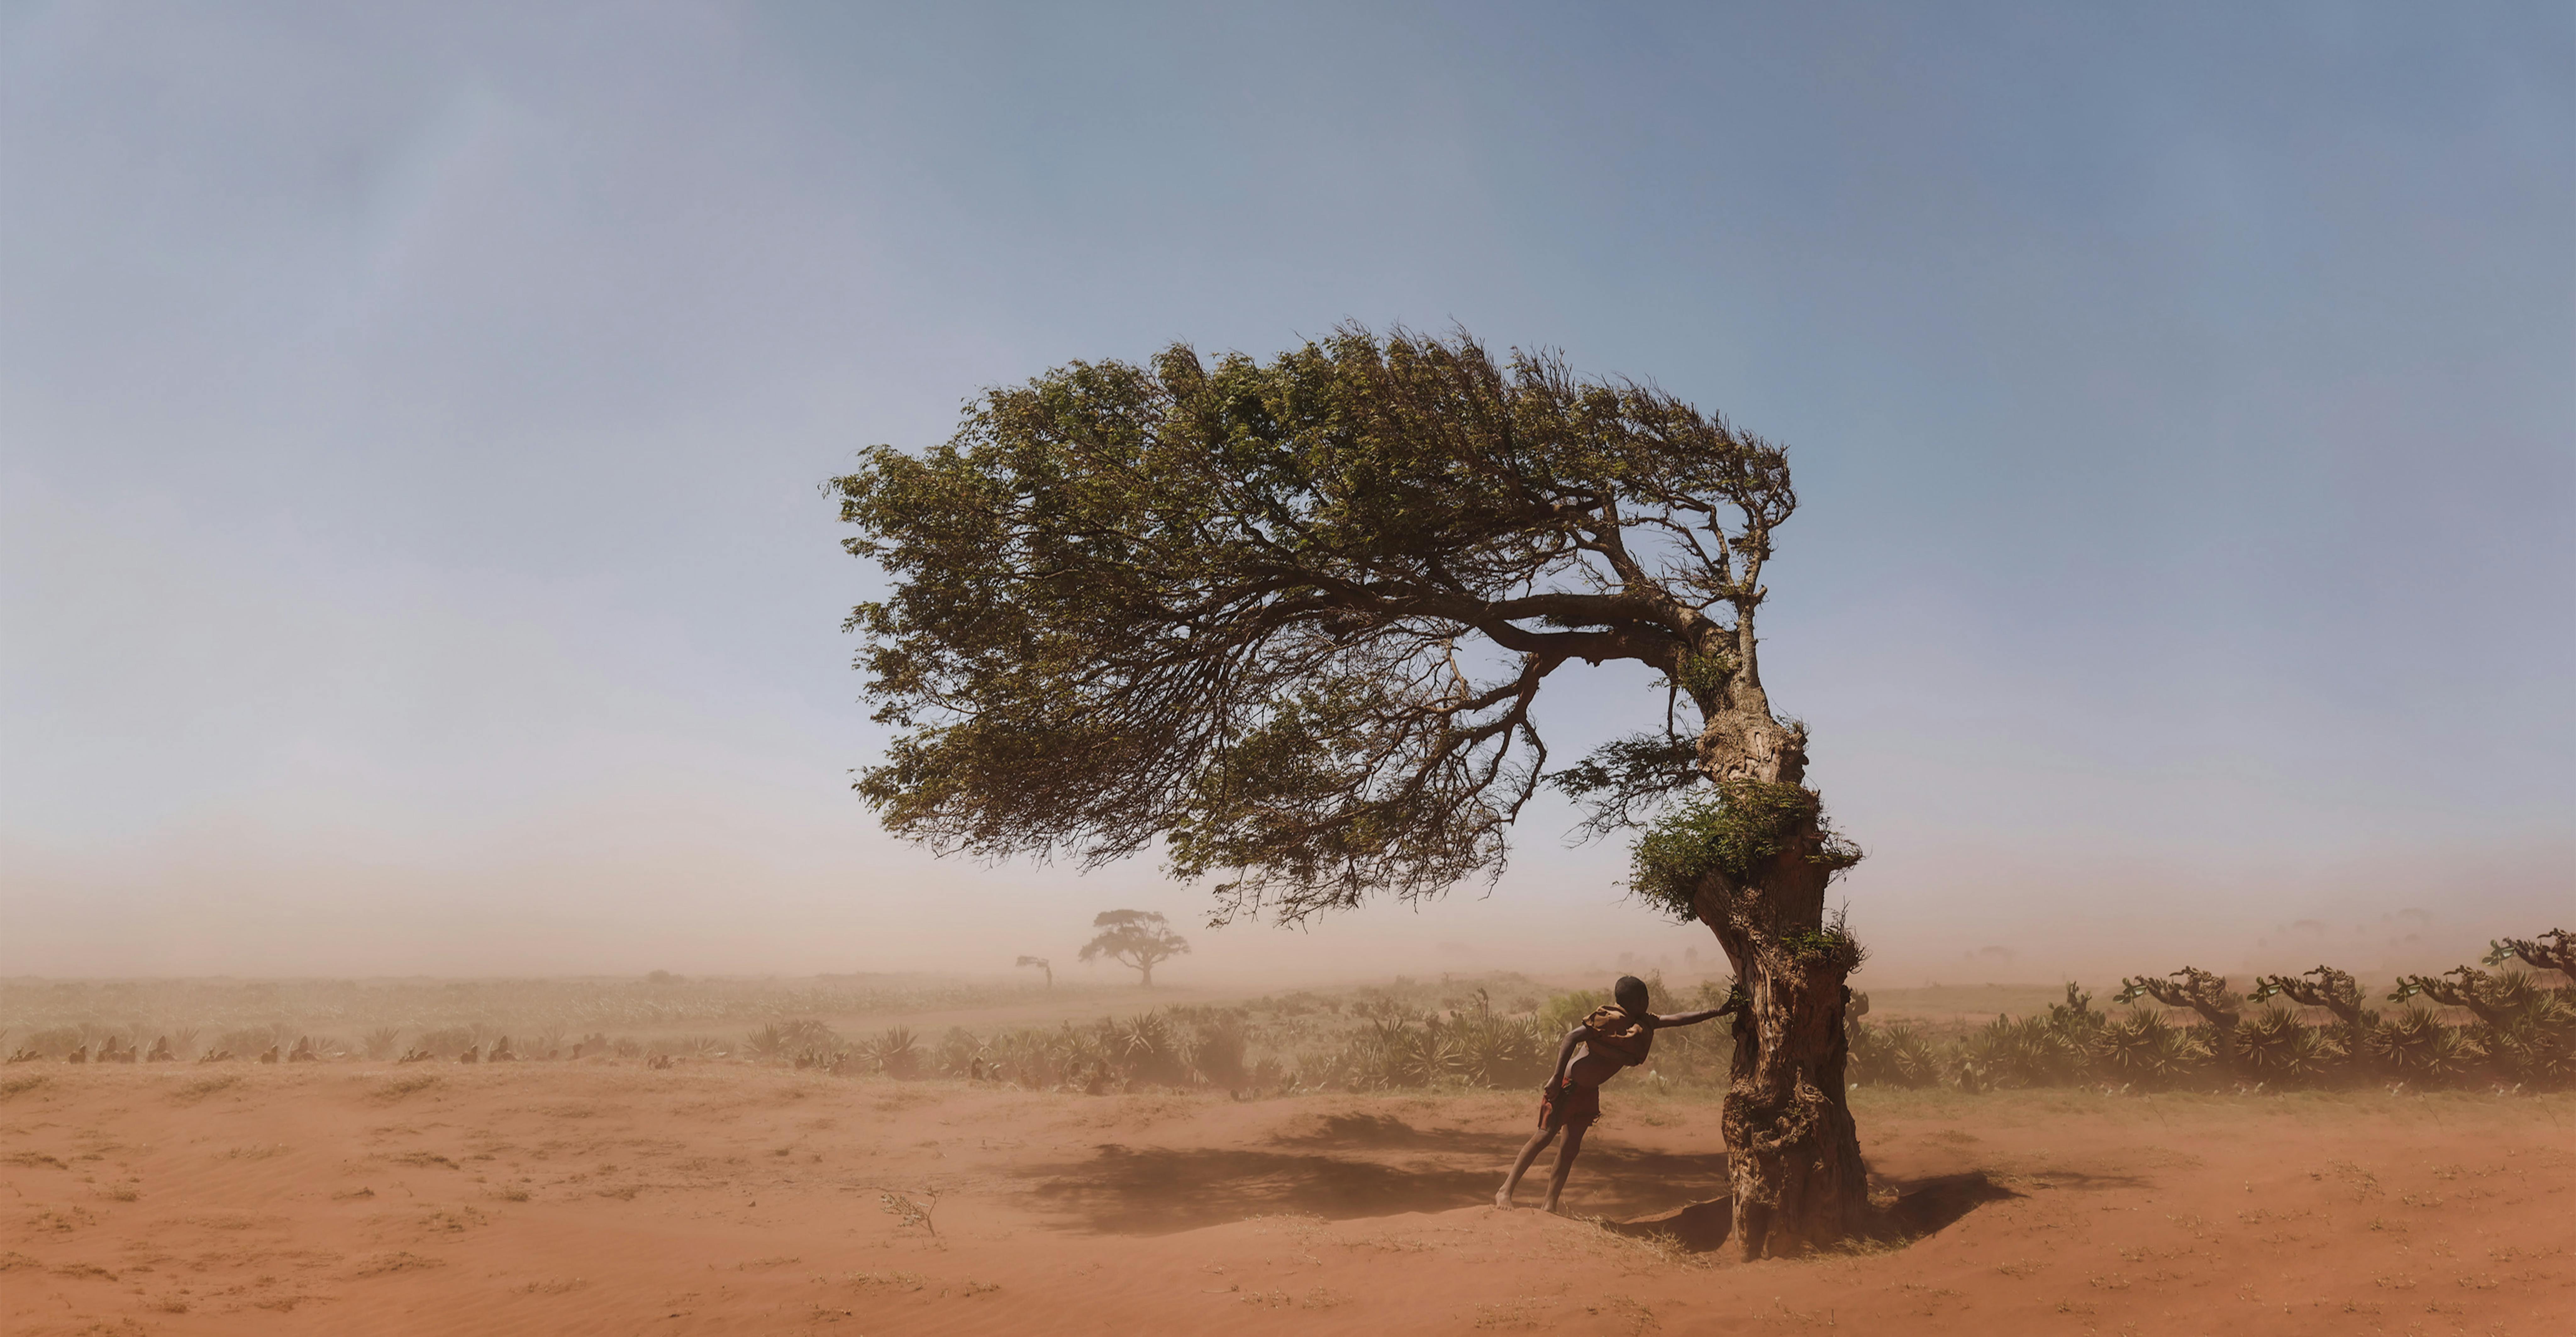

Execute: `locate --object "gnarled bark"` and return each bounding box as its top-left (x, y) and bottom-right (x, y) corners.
top-left (1685, 633), bottom-right (1869, 1260)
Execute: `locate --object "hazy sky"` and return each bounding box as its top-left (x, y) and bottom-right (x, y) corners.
top-left (4, 2), bottom-right (2570, 984)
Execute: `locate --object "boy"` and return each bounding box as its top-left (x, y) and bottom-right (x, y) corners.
top-left (1494, 974), bottom-right (1738, 1213)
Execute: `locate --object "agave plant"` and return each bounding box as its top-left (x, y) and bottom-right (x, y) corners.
top-left (1848, 1020), bottom-right (1938, 1088)
top-left (868, 1026), bottom-right (920, 1079)
top-left (1045, 1022), bottom-right (1108, 1087)
top-left (2479, 970), bottom-right (2557, 1022)
top-left (1341, 1019), bottom-right (1407, 1090)
top-left (746, 1018), bottom-right (838, 1062)
top-left (1184, 1018), bottom-right (1248, 1088)
top-left (2477, 1014), bottom-right (2571, 1088)
top-left (1445, 1005), bottom-right (1546, 1088)
top-left (1420, 1030), bottom-right (1470, 1087)
top-left (2232, 1006), bottom-right (2326, 1085)
top-left (933, 1026), bottom-right (985, 1078)
top-left (975, 1031), bottom-right (1027, 1086)
top-left (2364, 1005), bottom-right (2470, 1084)
top-left (1102, 1012), bottom-right (1185, 1084)
top-left (2470, 988), bottom-right (2573, 1089)
top-left (1315, 1016), bottom-right (1431, 1090)
top-left (1388, 1016), bottom-right (1450, 1086)
top-left (1964, 1014), bottom-right (2090, 1087)
top-left (2093, 1009), bottom-right (2205, 1087)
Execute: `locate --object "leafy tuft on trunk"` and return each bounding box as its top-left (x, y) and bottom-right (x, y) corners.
top-left (1628, 780), bottom-right (1863, 922)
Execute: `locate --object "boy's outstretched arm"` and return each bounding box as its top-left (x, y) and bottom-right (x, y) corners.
top-left (1652, 997), bottom-right (1748, 1029)
top-left (1652, 980), bottom-right (1750, 1029)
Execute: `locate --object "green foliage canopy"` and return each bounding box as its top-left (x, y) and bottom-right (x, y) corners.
top-left (834, 326), bottom-right (1803, 922)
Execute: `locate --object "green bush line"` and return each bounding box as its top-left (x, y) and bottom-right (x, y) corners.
top-left (10, 934), bottom-right (2564, 1096)
top-left (0, 974), bottom-right (1741, 1091)
top-left (0, 974), bottom-right (1045, 1038)
top-left (743, 976), bottom-right (1747, 1094)
top-left (1854, 963), bottom-right (2573, 1095)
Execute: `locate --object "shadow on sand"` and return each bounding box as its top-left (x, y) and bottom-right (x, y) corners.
top-left (1024, 1115), bottom-right (1731, 1234)
top-left (1598, 1170), bottom-right (2029, 1254)
top-left (1025, 1116), bottom-right (2031, 1247)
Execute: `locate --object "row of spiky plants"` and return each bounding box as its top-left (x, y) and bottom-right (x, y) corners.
top-left (1848, 929), bottom-right (2572, 1092)
top-left (952, 1012), bottom-right (1249, 1092)
top-left (1290, 990), bottom-right (1553, 1091)
top-left (0, 979), bottom-right (980, 1036)
top-left (800, 984), bottom-right (1724, 1095)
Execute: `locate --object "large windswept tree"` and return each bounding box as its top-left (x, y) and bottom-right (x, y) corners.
top-left (836, 326), bottom-right (1868, 1256)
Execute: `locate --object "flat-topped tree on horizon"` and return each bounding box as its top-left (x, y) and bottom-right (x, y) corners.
top-left (836, 325), bottom-right (1868, 1257)
top-left (1075, 910), bottom-right (1188, 987)
top-left (1016, 954), bottom-right (1053, 987)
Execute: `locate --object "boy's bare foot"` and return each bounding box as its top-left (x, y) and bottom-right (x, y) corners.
top-left (1493, 1188), bottom-right (1514, 1210)
top-left (1542, 1199), bottom-right (1565, 1215)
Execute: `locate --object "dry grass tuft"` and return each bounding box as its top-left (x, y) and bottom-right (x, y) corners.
top-left (370, 1074), bottom-right (440, 1102)
top-left (1473, 1295), bottom-right (1551, 1329)
top-left (1577, 1217), bottom-right (1714, 1271)
top-left (841, 1269), bottom-right (928, 1290)
top-left (167, 1076), bottom-right (237, 1105)
top-left (351, 1251), bottom-right (443, 1277)
top-left (384, 1151), bottom-right (454, 1168)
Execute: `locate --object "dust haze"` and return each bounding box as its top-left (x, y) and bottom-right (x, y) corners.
top-left (5, 3), bottom-right (2571, 1333)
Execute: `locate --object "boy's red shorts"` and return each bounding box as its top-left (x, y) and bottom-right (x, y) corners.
top-left (1538, 1080), bottom-right (1600, 1131)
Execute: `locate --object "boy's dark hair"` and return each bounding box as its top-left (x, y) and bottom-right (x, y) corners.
top-left (1613, 975), bottom-right (1650, 1014)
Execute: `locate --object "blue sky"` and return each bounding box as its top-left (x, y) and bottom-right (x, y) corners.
top-left (3, 2), bottom-right (2568, 981)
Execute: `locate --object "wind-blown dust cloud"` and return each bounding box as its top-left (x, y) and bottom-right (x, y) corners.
top-left (6, 11), bottom-right (2572, 1334)
top-left (4, 6), bottom-right (2568, 979)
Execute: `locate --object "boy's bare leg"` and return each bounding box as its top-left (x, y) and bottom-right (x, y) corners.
top-left (1494, 1126), bottom-right (1558, 1208)
top-left (1539, 1123), bottom-right (1587, 1213)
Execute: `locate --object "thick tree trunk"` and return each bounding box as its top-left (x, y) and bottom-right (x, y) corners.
top-left (1692, 847), bottom-right (1869, 1257)
top-left (1686, 633), bottom-right (1871, 1260)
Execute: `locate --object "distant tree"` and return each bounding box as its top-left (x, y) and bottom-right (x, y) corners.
top-left (1077, 910), bottom-right (1188, 986)
top-left (1015, 955), bottom-right (1053, 987)
top-left (835, 325), bottom-right (1865, 1255)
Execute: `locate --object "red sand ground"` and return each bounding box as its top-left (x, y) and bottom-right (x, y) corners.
top-left (3, 1066), bottom-right (2568, 1335)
